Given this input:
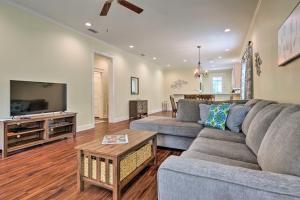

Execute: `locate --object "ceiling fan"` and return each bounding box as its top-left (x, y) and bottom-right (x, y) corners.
top-left (100, 0), bottom-right (144, 16)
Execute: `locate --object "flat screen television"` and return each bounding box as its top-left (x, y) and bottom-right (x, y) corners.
top-left (10, 80), bottom-right (67, 116)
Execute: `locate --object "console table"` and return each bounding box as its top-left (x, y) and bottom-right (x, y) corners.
top-left (129, 100), bottom-right (148, 119)
top-left (0, 112), bottom-right (76, 157)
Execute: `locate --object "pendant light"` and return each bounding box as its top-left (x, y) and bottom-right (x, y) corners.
top-left (194, 46), bottom-right (208, 79)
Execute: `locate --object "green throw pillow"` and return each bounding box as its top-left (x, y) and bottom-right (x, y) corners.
top-left (205, 103), bottom-right (231, 130)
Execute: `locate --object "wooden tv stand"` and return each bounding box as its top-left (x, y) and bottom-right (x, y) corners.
top-left (0, 112), bottom-right (76, 158)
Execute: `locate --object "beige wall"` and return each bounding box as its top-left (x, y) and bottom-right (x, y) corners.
top-left (232, 64), bottom-right (241, 89)
top-left (163, 68), bottom-right (233, 99)
top-left (242, 0), bottom-right (300, 103)
top-left (0, 2), bottom-right (164, 128)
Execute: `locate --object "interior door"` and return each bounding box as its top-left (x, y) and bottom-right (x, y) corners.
top-left (94, 71), bottom-right (104, 118)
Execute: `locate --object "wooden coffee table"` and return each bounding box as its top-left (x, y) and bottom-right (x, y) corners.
top-left (75, 129), bottom-right (157, 200)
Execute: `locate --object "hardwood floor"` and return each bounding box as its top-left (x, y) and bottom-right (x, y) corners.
top-left (0, 112), bottom-right (181, 200)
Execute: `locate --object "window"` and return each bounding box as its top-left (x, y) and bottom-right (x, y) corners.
top-left (212, 76), bottom-right (223, 93)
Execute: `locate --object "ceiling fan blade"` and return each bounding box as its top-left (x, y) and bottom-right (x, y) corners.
top-left (100, 1), bottom-right (112, 16)
top-left (118, 0), bottom-right (143, 14)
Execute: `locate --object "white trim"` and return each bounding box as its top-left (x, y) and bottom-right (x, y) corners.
top-left (149, 109), bottom-right (163, 114)
top-left (92, 51), bottom-right (115, 124)
top-left (111, 116), bottom-right (129, 123)
top-left (77, 123), bottom-right (95, 132)
top-left (110, 109), bottom-right (163, 123)
top-left (3, 0), bottom-right (128, 54)
top-left (3, 0), bottom-right (160, 67)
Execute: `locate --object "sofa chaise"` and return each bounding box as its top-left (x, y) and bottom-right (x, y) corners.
top-left (130, 99), bottom-right (300, 200)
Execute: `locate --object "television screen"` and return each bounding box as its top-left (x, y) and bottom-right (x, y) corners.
top-left (10, 80), bottom-right (67, 116)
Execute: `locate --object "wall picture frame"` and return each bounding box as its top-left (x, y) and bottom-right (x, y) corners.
top-left (131, 77), bottom-right (139, 95)
top-left (278, 2), bottom-right (300, 66)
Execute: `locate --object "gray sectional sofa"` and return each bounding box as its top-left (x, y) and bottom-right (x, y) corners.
top-left (130, 99), bottom-right (247, 150)
top-left (130, 99), bottom-right (300, 200)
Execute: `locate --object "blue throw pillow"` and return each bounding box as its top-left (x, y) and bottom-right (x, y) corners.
top-left (205, 103), bottom-right (231, 130)
top-left (198, 104), bottom-right (210, 124)
top-left (226, 104), bottom-right (251, 133)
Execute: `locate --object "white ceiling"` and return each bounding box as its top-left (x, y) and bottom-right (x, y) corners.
top-left (10, 0), bottom-right (258, 70)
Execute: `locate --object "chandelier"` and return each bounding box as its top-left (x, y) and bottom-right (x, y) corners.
top-left (194, 46), bottom-right (208, 79)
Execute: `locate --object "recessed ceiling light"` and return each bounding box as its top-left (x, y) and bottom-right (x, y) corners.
top-left (224, 28), bottom-right (231, 32)
top-left (129, 45), bottom-right (134, 48)
top-left (85, 22), bottom-right (92, 27)
top-left (218, 56), bottom-right (222, 59)
top-left (225, 49), bottom-right (230, 52)
top-left (183, 59), bottom-right (187, 62)
top-left (153, 57), bottom-right (157, 60)
top-left (166, 64), bottom-right (171, 67)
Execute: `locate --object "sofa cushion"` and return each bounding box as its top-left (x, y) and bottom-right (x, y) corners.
top-left (242, 100), bottom-right (274, 134)
top-left (205, 103), bottom-right (231, 130)
top-left (176, 99), bottom-right (204, 122)
top-left (188, 137), bottom-right (257, 164)
top-left (130, 116), bottom-right (203, 138)
top-left (198, 128), bottom-right (245, 143)
top-left (226, 104), bottom-right (250, 133)
top-left (258, 105), bottom-right (300, 176)
top-left (157, 134), bottom-right (194, 150)
top-left (245, 99), bottom-right (261, 107)
top-left (181, 151), bottom-right (260, 170)
top-left (198, 104), bottom-right (210, 124)
top-left (246, 104), bottom-right (285, 156)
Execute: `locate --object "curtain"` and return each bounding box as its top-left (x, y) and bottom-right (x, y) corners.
top-left (241, 41), bottom-right (254, 100)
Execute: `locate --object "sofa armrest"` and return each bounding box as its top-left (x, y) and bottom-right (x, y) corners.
top-left (158, 156), bottom-right (300, 200)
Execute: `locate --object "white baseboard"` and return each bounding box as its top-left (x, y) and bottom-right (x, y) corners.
top-left (149, 109), bottom-right (162, 114)
top-left (110, 109), bottom-right (163, 123)
top-left (77, 123), bottom-right (95, 132)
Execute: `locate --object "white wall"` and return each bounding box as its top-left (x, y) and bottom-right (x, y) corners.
top-left (163, 68), bottom-right (201, 97)
top-left (0, 1), bottom-right (164, 129)
top-left (241, 0), bottom-right (300, 103)
top-left (202, 70), bottom-right (233, 94)
top-left (163, 67), bottom-right (233, 99)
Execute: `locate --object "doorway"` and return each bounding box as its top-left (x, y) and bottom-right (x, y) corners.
top-left (93, 54), bottom-right (111, 124)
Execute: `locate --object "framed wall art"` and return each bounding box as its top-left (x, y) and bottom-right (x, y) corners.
top-left (278, 2), bottom-right (300, 66)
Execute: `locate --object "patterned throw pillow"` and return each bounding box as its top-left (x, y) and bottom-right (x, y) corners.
top-left (205, 103), bottom-right (231, 130)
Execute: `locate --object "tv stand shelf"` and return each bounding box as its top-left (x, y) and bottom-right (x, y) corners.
top-left (0, 112), bottom-right (76, 158)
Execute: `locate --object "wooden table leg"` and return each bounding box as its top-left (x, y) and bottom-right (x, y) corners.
top-left (153, 136), bottom-right (157, 166)
top-left (77, 150), bottom-right (84, 192)
top-left (113, 157), bottom-right (121, 200)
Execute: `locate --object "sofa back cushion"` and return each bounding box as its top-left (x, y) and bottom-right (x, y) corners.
top-left (244, 99), bottom-right (261, 107)
top-left (246, 104), bottom-right (284, 155)
top-left (226, 104), bottom-right (251, 133)
top-left (258, 105), bottom-right (300, 176)
top-left (176, 99), bottom-right (204, 122)
top-left (242, 100), bottom-right (274, 134)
